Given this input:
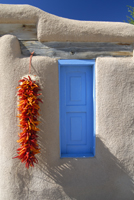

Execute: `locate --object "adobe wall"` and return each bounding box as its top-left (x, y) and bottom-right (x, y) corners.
top-left (0, 4), bottom-right (134, 200)
top-left (0, 34), bottom-right (133, 200)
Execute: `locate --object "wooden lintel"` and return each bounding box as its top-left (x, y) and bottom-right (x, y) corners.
top-left (19, 41), bottom-right (133, 59)
top-left (0, 24), bottom-right (37, 40)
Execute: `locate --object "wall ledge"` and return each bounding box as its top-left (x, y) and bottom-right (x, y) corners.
top-left (1, 4), bottom-right (134, 43)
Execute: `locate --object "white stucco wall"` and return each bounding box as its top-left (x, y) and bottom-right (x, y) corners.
top-left (0, 34), bottom-right (134, 200)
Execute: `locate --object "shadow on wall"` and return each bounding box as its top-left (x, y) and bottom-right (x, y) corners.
top-left (37, 137), bottom-right (134, 200)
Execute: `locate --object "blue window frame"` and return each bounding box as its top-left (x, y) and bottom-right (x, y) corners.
top-left (58, 60), bottom-right (96, 158)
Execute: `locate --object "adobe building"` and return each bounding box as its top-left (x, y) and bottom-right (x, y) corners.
top-left (0, 4), bottom-right (134, 200)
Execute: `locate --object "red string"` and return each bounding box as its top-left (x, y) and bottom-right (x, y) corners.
top-left (29, 51), bottom-right (34, 74)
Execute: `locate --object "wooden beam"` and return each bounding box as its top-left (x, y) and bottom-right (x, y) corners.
top-left (0, 23), bottom-right (133, 58)
top-left (19, 41), bottom-right (133, 59)
top-left (0, 24), bottom-right (37, 40)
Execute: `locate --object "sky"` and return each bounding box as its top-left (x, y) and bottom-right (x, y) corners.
top-left (0, 0), bottom-right (134, 22)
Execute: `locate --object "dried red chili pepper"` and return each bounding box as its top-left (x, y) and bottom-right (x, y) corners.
top-left (13, 76), bottom-right (42, 168)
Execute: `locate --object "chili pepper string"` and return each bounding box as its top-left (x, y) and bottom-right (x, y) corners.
top-left (13, 52), bottom-right (42, 168)
top-left (29, 51), bottom-right (34, 74)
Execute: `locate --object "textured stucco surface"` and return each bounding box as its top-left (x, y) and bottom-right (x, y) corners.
top-left (1, 4), bottom-right (134, 43)
top-left (96, 57), bottom-right (134, 181)
top-left (0, 34), bottom-right (134, 200)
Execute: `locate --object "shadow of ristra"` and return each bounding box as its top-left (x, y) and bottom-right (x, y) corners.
top-left (37, 136), bottom-right (134, 200)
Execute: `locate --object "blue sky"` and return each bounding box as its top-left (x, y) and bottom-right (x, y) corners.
top-left (0, 0), bottom-right (134, 22)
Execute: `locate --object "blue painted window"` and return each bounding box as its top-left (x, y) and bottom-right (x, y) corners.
top-left (58, 60), bottom-right (95, 158)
